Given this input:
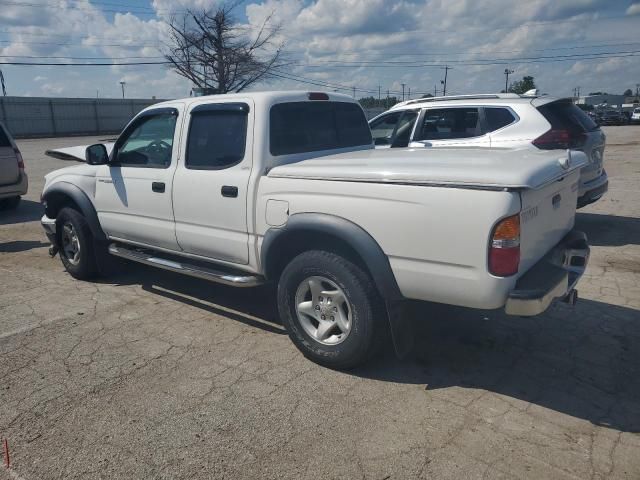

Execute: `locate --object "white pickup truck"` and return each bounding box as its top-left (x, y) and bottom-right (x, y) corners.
top-left (41, 91), bottom-right (590, 368)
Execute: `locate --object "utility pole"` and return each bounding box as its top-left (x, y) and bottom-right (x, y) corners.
top-left (504, 68), bottom-right (514, 93)
top-left (0, 68), bottom-right (6, 96)
top-left (440, 65), bottom-right (451, 96)
top-left (434, 85), bottom-right (438, 97)
top-left (636, 83), bottom-right (639, 98)
top-left (401, 83), bottom-right (406, 101)
top-left (408, 86), bottom-right (411, 100)
top-left (120, 81), bottom-right (126, 99)
top-left (352, 86), bottom-right (356, 98)
top-left (378, 85), bottom-right (381, 100)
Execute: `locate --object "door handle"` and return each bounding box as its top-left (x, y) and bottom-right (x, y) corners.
top-left (221, 185), bottom-right (238, 198)
top-left (152, 182), bottom-right (165, 193)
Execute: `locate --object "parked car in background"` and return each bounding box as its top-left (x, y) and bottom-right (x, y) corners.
top-left (369, 93), bottom-right (608, 208)
top-left (630, 107), bottom-right (640, 124)
top-left (598, 109), bottom-right (624, 126)
top-left (40, 91), bottom-right (589, 368)
top-left (0, 121), bottom-right (27, 210)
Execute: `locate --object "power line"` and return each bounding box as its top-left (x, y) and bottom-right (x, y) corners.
top-left (0, 60), bottom-right (170, 66)
top-left (296, 41), bottom-right (640, 58)
top-left (291, 51), bottom-right (640, 68)
top-left (0, 54), bottom-right (166, 60)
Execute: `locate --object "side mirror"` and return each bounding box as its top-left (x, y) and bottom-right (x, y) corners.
top-left (85, 144), bottom-right (109, 165)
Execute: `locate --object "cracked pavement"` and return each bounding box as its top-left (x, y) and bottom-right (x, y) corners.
top-left (0, 128), bottom-right (639, 479)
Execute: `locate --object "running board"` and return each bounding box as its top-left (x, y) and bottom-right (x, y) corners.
top-left (108, 243), bottom-right (264, 287)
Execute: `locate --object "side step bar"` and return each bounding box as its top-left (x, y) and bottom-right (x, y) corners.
top-left (108, 243), bottom-right (264, 287)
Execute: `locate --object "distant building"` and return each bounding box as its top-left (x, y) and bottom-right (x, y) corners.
top-left (576, 94), bottom-right (626, 108)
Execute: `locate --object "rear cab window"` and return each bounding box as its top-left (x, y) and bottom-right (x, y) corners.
top-left (270, 102), bottom-right (372, 156)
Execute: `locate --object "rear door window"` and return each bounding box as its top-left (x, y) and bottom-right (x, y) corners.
top-left (484, 108), bottom-right (516, 132)
top-left (186, 108), bottom-right (248, 170)
top-left (270, 102), bottom-right (372, 156)
top-left (537, 101), bottom-right (599, 132)
top-left (415, 108), bottom-right (482, 141)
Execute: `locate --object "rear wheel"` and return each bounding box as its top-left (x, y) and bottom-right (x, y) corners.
top-left (277, 250), bottom-right (386, 369)
top-left (56, 207), bottom-right (98, 280)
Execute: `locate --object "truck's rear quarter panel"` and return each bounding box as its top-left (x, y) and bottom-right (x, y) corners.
top-left (257, 178), bottom-right (521, 309)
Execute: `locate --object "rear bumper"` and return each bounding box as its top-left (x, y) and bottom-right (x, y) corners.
top-left (0, 172), bottom-right (28, 199)
top-left (505, 230), bottom-right (589, 316)
top-left (578, 172), bottom-right (608, 208)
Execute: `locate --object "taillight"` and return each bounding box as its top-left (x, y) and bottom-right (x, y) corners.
top-left (14, 149), bottom-right (24, 170)
top-left (489, 214), bottom-right (520, 277)
top-left (532, 129), bottom-right (586, 150)
top-left (532, 129), bottom-right (570, 149)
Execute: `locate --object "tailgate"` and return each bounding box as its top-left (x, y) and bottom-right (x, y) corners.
top-left (518, 169), bottom-right (581, 274)
top-left (0, 146), bottom-right (19, 186)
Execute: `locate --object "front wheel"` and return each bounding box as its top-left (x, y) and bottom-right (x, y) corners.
top-left (277, 250), bottom-right (386, 369)
top-left (56, 207), bottom-right (98, 280)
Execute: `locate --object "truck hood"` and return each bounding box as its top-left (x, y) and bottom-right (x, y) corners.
top-left (268, 147), bottom-right (587, 190)
top-left (45, 142), bottom-right (115, 162)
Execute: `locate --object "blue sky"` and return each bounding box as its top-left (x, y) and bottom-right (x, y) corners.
top-left (1, 0), bottom-right (639, 99)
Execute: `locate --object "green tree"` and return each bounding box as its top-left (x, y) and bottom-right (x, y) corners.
top-left (508, 76), bottom-right (536, 94)
top-left (358, 96), bottom-right (399, 109)
top-left (623, 88), bottom-right (633, 96)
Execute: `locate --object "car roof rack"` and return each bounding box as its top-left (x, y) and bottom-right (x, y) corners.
top-left (391, 93), bottom-right (523, 108)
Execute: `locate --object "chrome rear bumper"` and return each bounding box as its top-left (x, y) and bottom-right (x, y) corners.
top-left (505, 230), bottom-right (589, 316)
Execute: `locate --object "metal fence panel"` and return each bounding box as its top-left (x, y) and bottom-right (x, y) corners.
top-left (0, 96), bottom-right (164, 138)
top-left (0, 97), bottom-right (388, 138)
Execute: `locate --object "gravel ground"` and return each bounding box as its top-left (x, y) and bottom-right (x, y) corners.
top-left (0, 127), bottom-right (639, 479)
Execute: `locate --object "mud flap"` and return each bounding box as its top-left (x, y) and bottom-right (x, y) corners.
top-left (387, 301), bottom-right (415, 359)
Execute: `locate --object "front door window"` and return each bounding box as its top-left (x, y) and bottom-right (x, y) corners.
top-left (115, 113), bottom-right (178, 168)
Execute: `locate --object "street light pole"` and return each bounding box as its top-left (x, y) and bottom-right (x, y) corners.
top-left (120, 81), bottom-right (126, 99)
top-left (401, 83), bottom-right (405, 101)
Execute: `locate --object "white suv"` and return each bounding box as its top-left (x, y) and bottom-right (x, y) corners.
top-left (369, 93), bottom-right (608, 208)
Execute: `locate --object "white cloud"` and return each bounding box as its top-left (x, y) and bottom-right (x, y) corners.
top-left (0, 0), bottom-right (638, 99)
top-left (626, 3), bottom-right (640, 15)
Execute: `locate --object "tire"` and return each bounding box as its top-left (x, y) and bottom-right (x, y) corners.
top-left (277, 250), bottom-right (386, 369)
top-left (0, 196), bottom-right (20, 210)
top-left (56, 207), bottom-right (99, 280)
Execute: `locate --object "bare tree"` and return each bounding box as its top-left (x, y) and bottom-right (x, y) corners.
top-left (164, 2), bottom-right (286, 94)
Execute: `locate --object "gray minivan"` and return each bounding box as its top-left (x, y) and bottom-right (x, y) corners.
top-left (0, 121), bottom-right (27, 209)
